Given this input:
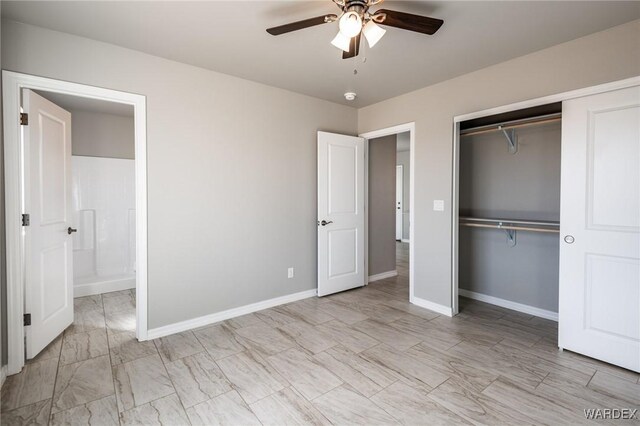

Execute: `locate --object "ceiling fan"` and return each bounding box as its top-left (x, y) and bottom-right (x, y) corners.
top-left (266, 0), bottom-right (444, 59)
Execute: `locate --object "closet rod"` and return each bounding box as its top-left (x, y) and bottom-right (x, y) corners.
top-left (460, 113), bottom-right (561, 137)
top-left (459, 217), bottom-right (560, 234)
top-left (460, 223), bottom-right (560, 234)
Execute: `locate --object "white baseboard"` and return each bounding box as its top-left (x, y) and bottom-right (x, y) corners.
top-left (401, 239), bottom-right (410, 243)
top-left (74, 277), bottom-right (135, 298)
top-left (147, 289), bottom-right (317, 340)
top-left (1, 365), bottom-right (7, 387)
top-left (368, 270), bottom-right (398, 282)
top-left (411, 296), bottom-right (453, 317)
top-left (459, 289), bottom-right (558, 321)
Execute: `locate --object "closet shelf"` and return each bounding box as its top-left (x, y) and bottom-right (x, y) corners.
top-left (459, 216), bottom-right (560, 234)
top-left (460, 113), bottom-right (561, 137)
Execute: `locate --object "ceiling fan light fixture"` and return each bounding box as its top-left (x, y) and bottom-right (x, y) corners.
top-left (362, 20), bottom-right (386, 47)
top-left (338, 11), bottom-right (362, 38)
top-left (331, 31), bottom-right (351, 52)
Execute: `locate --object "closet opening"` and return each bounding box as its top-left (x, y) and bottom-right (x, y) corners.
top-left (455, 102), bottom-right (562, 328)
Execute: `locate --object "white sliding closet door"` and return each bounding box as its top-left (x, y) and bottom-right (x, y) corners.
top-left (559, 86), bottom-right (640, 372)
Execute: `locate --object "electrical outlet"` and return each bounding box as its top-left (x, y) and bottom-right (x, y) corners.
top-left (288, 267), bottom-right (294, 278)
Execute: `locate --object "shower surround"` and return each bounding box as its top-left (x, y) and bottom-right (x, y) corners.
top-left (72, 155), bottom-right (135, 296)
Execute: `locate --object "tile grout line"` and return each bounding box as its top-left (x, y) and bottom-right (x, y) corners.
top-left (152, 335), bottom-right (190, 424)
top-left (103, 293), bottom-right (125, 426)
top-left (534, 372), bottom-right (550, 390)
top-left (46, 329), bottom-right (65, 426)
top-left (49, 293), bottom-right (104, 424)
top-left (585, 370), bottom-right (597, 388)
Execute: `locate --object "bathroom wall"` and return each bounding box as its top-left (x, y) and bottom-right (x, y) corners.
top-left (71, 109), bottom-right (135, 159)
top-left (72, 156), bottom-right (136, 278)
top-left (71, 110), bottom-right (136, 296)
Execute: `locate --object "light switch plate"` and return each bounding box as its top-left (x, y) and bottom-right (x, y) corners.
top-left (433, 200), bottom-right (445, 211)
top-left (288, 267), bottom-right (294, 278)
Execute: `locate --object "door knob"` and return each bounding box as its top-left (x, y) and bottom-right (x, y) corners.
top-left (320, 220), bottom-right (333, 226)
top-left (68, 227), bottom-right (78, 235)
top-left (564, 235), bottom-right (574, 244)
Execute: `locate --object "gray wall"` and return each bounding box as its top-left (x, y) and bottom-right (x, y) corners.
top-left (368, 134), bottom-right (397, 276)
top-left (359, 19), bottom-right (640, 308)
top-left (396, 147), bottom-right (410, 241)
top-left (460, 123), bottom-right (561, 221)
top-left (0, 12), bottom-right (5, 367)
top-left (458, 122), bottom-right (561, 312)
top-left (2, 20), bottom-right (357, 329)
top-left (70, 110), bottom-right (135, 159)
top-left (0, 17), bottom-right (638, 340)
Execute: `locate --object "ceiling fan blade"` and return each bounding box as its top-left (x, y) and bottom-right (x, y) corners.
top-left (267, 14), bottom-right (337, 35)
top-left (375, 9), bottom-right (443, 35)
top-left (342, 33), bottom-right (361, 59)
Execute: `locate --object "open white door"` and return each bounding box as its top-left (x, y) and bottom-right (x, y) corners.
top-left (317, 131), bottom-right (365, 296)
top-left (23, 89), bottom-right (74, 359)
top-left (559, 86), bottom-right (640, 372)
top-left (396, 165), bottom-right (403, 241)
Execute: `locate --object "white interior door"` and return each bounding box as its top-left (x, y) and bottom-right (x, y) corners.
top-left (23, 89), bottom-right (74, 359)
top-left (317, 131), bottom-right (365, 296)
top-left (396, 165), bottom-right (403, 241)
top-left (559, 86), bottom-right (640, 372)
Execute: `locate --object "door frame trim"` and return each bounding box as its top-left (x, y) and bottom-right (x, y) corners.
top-left (360, 122), bottom-right (415, 303)
top-left (451, 75), bottom-right (640, 316)
top-left (3, 71), bottom-right (149, 375)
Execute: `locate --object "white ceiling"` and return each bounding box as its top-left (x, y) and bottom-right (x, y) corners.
top-left (35, 90), bottom-right (134, 117)
top-left (5, 1), bottom-right (639, 107)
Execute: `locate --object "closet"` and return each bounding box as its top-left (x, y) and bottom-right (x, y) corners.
top-left (457, 103), bottom-right (562, 320)
top-left (455, 85), bottom-right (639, 373)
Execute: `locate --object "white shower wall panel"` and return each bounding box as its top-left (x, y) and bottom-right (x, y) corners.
top-left (72, 156), bottom-right (135, 294)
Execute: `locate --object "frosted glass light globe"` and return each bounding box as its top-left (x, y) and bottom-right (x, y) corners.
top-left (339, 11), bottom-right (362, 38)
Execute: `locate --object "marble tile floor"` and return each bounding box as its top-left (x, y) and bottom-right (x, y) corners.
top-left (1, 243), bottom-right (639, 425)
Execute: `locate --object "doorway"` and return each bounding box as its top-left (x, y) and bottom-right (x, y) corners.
top-left (3, 71), bottom-right (148, 375)
top-left (361, 123), bottom-right (415, 302)
top-left (315, 124), bottom-right (415, 302)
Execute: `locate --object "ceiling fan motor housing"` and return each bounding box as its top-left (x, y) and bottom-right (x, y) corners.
top-left (343, 0), bottom-right (367, 14)
top-left (341, 0), bottom-right (369, 20)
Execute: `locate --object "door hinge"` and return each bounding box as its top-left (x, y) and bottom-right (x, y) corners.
top-left (24, 314), bottom-right (31, 326)
top-left (22, 214), bottom-right (30, 226)
top-left (20, 113), bottom-right (29, 126)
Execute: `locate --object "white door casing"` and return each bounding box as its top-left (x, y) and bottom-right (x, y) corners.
top-left (396, 165), bottom-right (403, 241)
top-left (23, 89), bottom-right (74, 358)
top-left (317, 131), bottom-right (365, 297)
top-left (559, 85), bottom-right (640, 372)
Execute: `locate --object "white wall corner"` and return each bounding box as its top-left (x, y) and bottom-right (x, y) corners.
top-left (411, 296), bottom-right (453, 317)
top-left (146, 289), bottom-right (317, 340)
